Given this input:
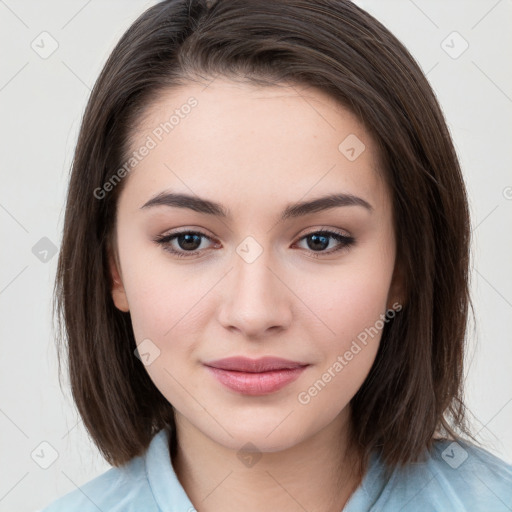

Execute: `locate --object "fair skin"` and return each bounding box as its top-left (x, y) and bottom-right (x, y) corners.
top-left (109, 77), bottom-right (403, 512)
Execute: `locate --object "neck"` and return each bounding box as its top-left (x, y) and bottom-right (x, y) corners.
top-left (170, 408), bottom-right (364, 512)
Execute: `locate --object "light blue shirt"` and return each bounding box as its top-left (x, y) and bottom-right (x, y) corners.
top-left (39, 427), bottom-right (512, 511)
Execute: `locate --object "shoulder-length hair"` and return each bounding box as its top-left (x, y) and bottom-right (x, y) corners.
top-left (54, 0), bottom-right (480, 471)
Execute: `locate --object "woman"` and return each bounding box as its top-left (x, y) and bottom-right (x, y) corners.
top-left (41, 0), bottom-right (512, 510)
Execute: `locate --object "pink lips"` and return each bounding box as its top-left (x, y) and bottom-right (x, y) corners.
top-left (204, 356), bottom-right (309, 396)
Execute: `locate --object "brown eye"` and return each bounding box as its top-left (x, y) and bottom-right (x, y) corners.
top-left (154, 231), bottom-right (214, 258)
top-left (154, 229), bottom-right (355, 259)
top-left (295, 230), bottom-right (355, 258)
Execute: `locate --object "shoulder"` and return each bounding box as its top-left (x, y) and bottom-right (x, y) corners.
top-left (37, 455), bottom-right (159, 512)
top-left (39, 428), bottom-right (195, 512)
top-left (392, 438), bottom-right (512, 511)
top-left (37, 432), bottom-right (168, 512)
top-left (347, 438), bottom-right (512, 512)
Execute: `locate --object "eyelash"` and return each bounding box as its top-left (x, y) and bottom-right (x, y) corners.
top-left (154, 228), bottom-right (355, 259)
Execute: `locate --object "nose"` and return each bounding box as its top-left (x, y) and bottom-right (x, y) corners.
top-left (217, 246), bottom-right (293, 339)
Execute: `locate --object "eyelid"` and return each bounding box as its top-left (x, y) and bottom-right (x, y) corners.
top-left (154, 226), bottom-right (217, 243)
top-left (153, 229), bottom-right (217, 249)
top-left (158, 225), bottom-right (352, 240)
top-left (299, 225), bottom-right (352, 238)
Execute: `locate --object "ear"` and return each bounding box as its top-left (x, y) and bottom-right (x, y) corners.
top-left (387, 259), bottom-right (406, 311)
top-left (108, 248), bottom-right (130, 313)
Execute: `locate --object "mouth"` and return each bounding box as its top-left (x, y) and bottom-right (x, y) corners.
top-left (203, 356), bottom-right (309, 395)
top-left (204, 356), bottom-right (308, 372)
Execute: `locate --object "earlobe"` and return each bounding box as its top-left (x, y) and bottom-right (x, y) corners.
top-left (108, 250), bottom-right (130, 313)
top-left (387, 261), bottom-right (406, 311)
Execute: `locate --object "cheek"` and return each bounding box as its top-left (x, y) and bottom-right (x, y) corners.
top-left (121, 259), bottom-right (204, 400)
top-left (298, 244), bottom-right (394, 395)
top-left (125, 271), bottom-right (197, 345)
top-left (330, 274), bottom-right (390, 340)
top-left (308, 254), bottom-right (394, 344)
top-left (295, 271), bottom-right (391, 420)
top-left (115, 221), bottom-right (202, 336)
top-left (115, 235), bottom-right (179, 343)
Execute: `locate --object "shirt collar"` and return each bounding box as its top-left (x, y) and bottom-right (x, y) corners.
top-left (145, 428), bottom-right (196, 511)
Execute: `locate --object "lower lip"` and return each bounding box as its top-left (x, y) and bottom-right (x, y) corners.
top-left (204, 365), bottom-right (308, 395)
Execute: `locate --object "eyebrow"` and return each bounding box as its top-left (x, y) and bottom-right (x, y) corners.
top-left (140, 191), bottom-right (373, 220)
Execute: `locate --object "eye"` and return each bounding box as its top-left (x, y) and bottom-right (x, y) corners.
top-left (294, 229), bottom-right (355, 258)
top-left (154, 230), bottom-right (217, 258)
top-left (154, 228), bottom-right (355, 259)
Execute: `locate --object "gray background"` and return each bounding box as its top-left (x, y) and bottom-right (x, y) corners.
top-left (0, 1), bottom-right (511, 511)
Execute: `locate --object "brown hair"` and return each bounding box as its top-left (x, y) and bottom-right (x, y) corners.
top-left (54, 0), bottom-right (480, 474)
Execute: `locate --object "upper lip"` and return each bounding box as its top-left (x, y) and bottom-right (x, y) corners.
top-left (204, 356), bottom-right (309, 373)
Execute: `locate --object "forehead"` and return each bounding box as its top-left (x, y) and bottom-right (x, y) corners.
top-left (121, 78), bottom-right (390, 216)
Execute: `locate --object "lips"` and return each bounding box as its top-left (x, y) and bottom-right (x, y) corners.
top-left (203, 356), bottom-right (309, 395)
top-left (204, 356), bottom-right (308, 373)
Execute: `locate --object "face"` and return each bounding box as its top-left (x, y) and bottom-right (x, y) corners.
top-left (109, 78), bottom-right (403, 453)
